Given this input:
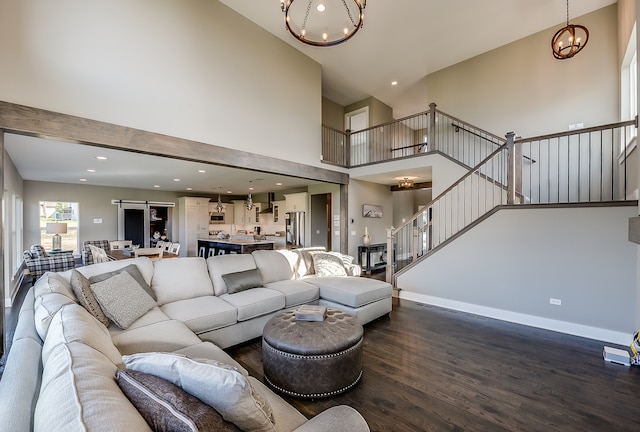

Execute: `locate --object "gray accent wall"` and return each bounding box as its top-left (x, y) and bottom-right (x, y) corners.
top-left (397, 205), bottom-right (638, 343)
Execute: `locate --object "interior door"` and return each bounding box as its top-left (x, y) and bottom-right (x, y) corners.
top-left (124, 209), bottom-right (145, 247)
top-left (310, 193), bottom-right (331, 250)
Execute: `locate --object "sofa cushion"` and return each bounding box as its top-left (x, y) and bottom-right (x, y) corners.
top-left (207, 254), bottom-right (257, 296)
top-left (70, 269), bottom-right (110, 327)
top-left (223, 268), bottom-right (263, 294)
top-left (304, 276), bottom-right (393, 308)
top-left (117, 369), bottom-right (241, 432)
top-left (42, 304), bottom-right (122, 367)
top-left (90, 272), bottom-right (156, 329)
top-left (108, 307), bottom-right (171, 337)
top-left (160, 296), bottom-right (237, 334)
top-left (312, 252), bottom-right (348, 277)
top-left (248, 377), bottom-right (308, 432)
top-left (251, 250), bottom-right (294, 284)
top-left (152, 257), bottom-right (214, 306)
top-left (89, 263), bottom-right (157, 301)
top-left (111, 319), bottom-right (203, 356)
top-left (263, 279), bottom-right (319, 308)
top-left (35, 341), bottom-right (151, 432)
top-left (123, 352), bottom-right (275, 432)
top-left (220, 288), bottom-right (285, 322)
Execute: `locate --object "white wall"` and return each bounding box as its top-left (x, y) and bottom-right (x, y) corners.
top-left (397, 205), bottom-right (638, 344)
top-left (0, 0), bottom-right (324, 169)
top-left (424, 5), bottom-right (619, 139)
top-left (347, 179), bottom-right (393, 258)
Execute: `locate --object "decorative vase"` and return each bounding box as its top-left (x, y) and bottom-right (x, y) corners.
top-left (362, 227), bottom-right (371, 246)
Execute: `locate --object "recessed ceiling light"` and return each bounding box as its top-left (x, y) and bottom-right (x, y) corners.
top-left (79, 178), bottom-right (87, 182)
top-left (154, 185), bottom-right (160, 188)
top-left (95, 156), bottom-right (107, 160)
top-left (276, 182), bottom-right (283, 186)
top-left (227, 190), bottom-right (232, 194)
top-left (87, 169), bottom-right (96, 173)
top-left (186, 187), bottom-right (193, 191)
top-left (173, 178), bottom-right (181, 182)
top-left (198, 170), bottom-right (206, 173)
top-left (316, 4), bottom-right (325, 12)
top-left (249, 187), bottom-right (254, 191)
top-left (391, 81), bottom-right (398, 86)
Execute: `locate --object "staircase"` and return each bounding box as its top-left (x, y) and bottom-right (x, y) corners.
top-left (386, 116), bottom-right (637, 284)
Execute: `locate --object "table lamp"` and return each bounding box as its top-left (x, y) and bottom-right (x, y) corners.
top-left (46, 222), bottom-right (67, 250)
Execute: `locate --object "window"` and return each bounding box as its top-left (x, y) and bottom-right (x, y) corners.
top-left (13, 193), bottom-right (23, 270)
top-left (39, 201), bottom-right (79, 253)
top-left (621, 25), bottom-right (637, 154)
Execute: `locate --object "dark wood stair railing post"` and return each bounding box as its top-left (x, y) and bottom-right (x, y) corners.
top-left (428, 102), bottom-right (437, 152)
top-left (506, 131), bottom-right (516, 205)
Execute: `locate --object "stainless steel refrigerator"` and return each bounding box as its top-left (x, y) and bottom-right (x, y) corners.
top-left (285, 211), bottom-right (305, 248)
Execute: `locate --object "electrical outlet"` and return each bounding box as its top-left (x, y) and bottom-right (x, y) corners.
top-left (550, 298), bottom-right (562, 306)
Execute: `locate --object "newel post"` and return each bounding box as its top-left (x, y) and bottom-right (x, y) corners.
top-left (428, 102), bottom-right (437, 152)
top-left (345, 129), bottom-right (351, 167)
top-left (506, 131), bottom-right (516, 205)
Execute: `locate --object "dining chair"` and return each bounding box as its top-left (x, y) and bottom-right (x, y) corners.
top-left (169, 243), bottom-right (180, 255)
top-left (109, 240), bottom-right (133, 250)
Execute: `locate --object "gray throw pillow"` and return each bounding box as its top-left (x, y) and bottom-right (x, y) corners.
top-left (117, 369), bottom-right (241, 432)
top-left (222, 269), bottom-right (263, 294)
top-left (89, 264), bottom-right (157, 300)
top-left (90, 272), bottom-right (156, 329)
top-left (69, 269), bottom-right (110, 327)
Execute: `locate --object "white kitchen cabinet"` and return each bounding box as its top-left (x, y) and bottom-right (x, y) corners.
top-left (232, 200), bottom-right (262, 225)
top-left (179, 197), bottom-right (210, 257)
top-left (272, 200), bottom-right (285, 223)
top-left (284, 193), bottom-right (308, 212)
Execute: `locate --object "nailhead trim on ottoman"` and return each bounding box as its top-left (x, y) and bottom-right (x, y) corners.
top-left (262, 308), bottom-right (363, 398)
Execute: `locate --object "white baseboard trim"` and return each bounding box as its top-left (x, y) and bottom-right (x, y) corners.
top-left (398, 291), bottom-right (631, 346)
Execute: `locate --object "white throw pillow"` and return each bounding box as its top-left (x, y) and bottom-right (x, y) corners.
top-left (90, 271), bottom-right (156, 329)
top-left (122, 352), bottom-right (275, 432)
top-left (87, 244), bottom-right (110, 263)
top-left (312, 252), bottom-right (348, 277)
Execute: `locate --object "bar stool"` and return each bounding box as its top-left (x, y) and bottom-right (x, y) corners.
top-left (198, 246), bottom-right (206, 257)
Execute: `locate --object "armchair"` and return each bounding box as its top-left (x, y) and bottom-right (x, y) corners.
top-left (23, 244), bottom-right (75, 283)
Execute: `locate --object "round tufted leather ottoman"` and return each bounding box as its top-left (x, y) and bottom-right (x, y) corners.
top-left (262, 308), bottom-right (363, 398)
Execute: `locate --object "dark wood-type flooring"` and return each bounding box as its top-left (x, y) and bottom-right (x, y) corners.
top-left (228, 297), bottom-right (640, 432)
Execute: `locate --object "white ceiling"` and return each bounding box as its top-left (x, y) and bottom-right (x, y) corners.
top-left (5, 0), bottom-right (616, 193)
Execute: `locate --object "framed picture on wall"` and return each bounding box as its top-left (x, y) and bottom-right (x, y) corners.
top-left (362, 204), bottom-right (383, 218)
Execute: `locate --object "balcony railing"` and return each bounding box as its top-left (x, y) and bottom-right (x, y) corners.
top-left (322, 103), bottom-right (506, 169)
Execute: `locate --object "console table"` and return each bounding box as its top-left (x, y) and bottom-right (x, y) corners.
top-left (358, 243), bottom-right (387, 274)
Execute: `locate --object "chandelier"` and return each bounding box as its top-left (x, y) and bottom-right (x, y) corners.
top-left (551, 0), bottom-right (589, 60)
top-left (398, 178), bottom-right (414, 189)
top-left (246, 193), bottom-right (254, 211)
top-left (280, 0), bottom-right (366, 47)
top-left (215, 193), bottom-right (224, 213)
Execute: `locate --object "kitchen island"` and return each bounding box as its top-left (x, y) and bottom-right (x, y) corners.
top-left (198, 238), bottom-right (274, 256)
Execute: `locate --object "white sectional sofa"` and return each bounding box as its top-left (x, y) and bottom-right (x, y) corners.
top-left (0, 248), bottom-right (393, 431)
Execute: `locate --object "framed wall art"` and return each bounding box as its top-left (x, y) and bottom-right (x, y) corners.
top-left (362, 204), bottom-right (383, 218)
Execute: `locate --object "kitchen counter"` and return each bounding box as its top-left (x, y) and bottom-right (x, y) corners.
top-left (198, 238), bottom-right (274, 256)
